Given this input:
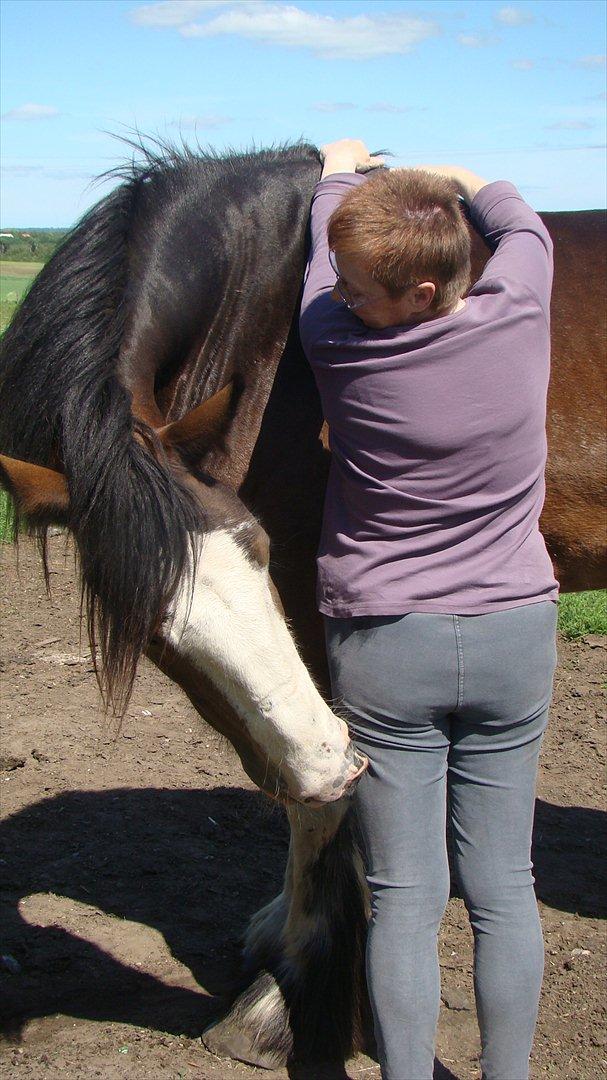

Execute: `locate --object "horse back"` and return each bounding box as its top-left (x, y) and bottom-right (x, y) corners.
top-left (468, 209), bottom-right (606, 592)
top-left (540, 211), bottom-right (604, 591)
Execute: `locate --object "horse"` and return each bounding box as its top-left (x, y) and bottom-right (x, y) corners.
top-left (0, 141), bottom-right (605, 1069)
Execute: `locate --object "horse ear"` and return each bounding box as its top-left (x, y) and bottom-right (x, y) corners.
top-left (157, 381), bottom-right (236, 463)
top-left (0, 455), bottom-right (70, 525)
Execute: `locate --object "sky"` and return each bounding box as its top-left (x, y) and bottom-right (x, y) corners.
top-left (1, 0), bottom-right (605, 226)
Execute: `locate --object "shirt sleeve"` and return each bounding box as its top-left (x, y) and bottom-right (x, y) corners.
top-left (468, 181), bottom-right (554, 321)
top-left (300, 172), bottom-right (367, 322)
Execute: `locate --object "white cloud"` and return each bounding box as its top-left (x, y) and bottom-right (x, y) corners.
top-left (310, 102), bottom-right (357, 113)
top-left (575, 54), bottom-right (606, 68)
top-left (365, 102), bottom-right (410, 114)
top-left (310, 101), bottom-right (414, 115)
top-left (545, 100), bottom-right (606, 125)
top-left (2, 103), bottom-right (60, 122)
top-left (133, 2), bottom-right (439, 60)
top-left (166, 113), bottom-right (232, 128)
top-left (1, 165), bottom-right (44, 175)
top-left (1, 164), bottom-right (92, 181)
top-left (534, 141), bottom-right (605, 152)
top-left (130, 1), bottom-right (231, 27)
top-left (511, 58), bottom-right (534, 70)
top-left (546, 120), bottom-right (596, 131)
top-left (457, 33), bottom-right (500, 48)
top-left (45, 170), bottom-right (95, 182)
top-left (495, 6), bottom-right (534, 26)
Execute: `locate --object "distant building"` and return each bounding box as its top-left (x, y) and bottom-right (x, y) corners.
top-left (0, 232), bottom-right (14, 238)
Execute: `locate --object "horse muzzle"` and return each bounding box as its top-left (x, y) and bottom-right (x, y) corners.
top-left (299, 745), bottom-right (369, 806)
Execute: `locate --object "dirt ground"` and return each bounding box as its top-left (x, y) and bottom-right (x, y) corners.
top-left (1, 535), bottom-right (605, 1080)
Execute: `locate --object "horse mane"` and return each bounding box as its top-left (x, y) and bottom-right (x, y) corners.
top-left (0, 137), bottom-right (320, 713)
top-left (99, 130), bottom-right (319, 185)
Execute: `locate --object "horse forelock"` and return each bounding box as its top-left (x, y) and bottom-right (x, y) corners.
top-left (71, 418), bottom-right (207, 716)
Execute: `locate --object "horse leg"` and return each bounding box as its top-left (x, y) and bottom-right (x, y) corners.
top-left (202, 800), bottom-right (372, 1069)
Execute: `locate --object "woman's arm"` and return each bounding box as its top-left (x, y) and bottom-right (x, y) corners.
top-left (398, 164), bottom-right (552, 315)
top-left (300, 143), bottom-right (376, 351)
top-left (403, 164), bottom-right (490, 204)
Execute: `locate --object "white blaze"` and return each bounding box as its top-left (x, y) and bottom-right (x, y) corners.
top-left (164, 530), bottom-right (352, 801)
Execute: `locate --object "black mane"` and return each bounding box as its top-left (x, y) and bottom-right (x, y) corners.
top-left (0, 139), bottom-right (321, 712)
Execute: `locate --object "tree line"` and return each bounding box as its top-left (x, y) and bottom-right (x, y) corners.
top-left (0, 229), bottom-right (67, 263)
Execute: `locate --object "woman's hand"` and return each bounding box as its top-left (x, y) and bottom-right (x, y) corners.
top-left (320, 139), bottom-right (382, 179)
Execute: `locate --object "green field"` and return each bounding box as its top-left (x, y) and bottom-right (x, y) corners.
top-left (0, 261), bottom-right (41, 539)
top-left (1, 274), bottom-right (39, 302)
top-left (1, 260), bottom-right (44, 277)
top-left (0, 261), bottom-right (42, 330)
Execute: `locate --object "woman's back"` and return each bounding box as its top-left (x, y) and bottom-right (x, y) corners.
top-left (300, 175), bottom-right (558, 615)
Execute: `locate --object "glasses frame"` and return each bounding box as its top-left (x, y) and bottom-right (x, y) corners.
top-left (328, 249), bottom-right (419, 313)
top-left (328, 249), bottom-right (371, 311)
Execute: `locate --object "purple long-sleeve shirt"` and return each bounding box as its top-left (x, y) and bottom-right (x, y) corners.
top-left (299, 173), bottom-right (559, 617)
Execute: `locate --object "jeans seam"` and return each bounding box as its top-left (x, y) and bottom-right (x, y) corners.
top-left (453, 614), bottom-right (464, 708)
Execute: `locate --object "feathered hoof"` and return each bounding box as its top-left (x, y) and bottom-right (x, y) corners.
top-left (202, 1016), bottom-right (287, 1070)
top-left (202, 970), bottom-right (292, 1070)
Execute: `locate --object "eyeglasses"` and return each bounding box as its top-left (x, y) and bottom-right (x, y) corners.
top-left (329, 249), bottom-right (419, 312)
top-left (329, 249), bottom-right (375, 312)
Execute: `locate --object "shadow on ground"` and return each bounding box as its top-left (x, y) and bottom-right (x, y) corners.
top-left (1, 785), bottom-right (604, 1064)
top-left (0, 786), bottom-right (288, 1039)
top-left (533, 798), bottom-right (606, 918)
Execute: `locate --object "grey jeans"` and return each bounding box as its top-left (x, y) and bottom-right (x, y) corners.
top-left (325, 602), bottom-right (558, 1080)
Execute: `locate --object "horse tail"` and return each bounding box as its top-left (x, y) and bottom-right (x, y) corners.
top-left (0, 176), bottom-right (201, 714)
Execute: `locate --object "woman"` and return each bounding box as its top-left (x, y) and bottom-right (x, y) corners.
top-left (299, 138), bottom-right (558, 1080)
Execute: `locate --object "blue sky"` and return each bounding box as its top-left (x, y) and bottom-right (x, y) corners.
top-left (1, 0), bottom-right (605, 225)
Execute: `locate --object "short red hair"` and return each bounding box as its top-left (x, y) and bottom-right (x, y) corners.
top-left (327, 169), bottom-right (471, 313)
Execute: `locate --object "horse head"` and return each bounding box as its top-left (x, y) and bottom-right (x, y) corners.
top-left (0, 382), bottom-right (367, 807)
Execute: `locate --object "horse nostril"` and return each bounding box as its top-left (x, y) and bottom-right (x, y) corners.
top-left (343, 741), bottom-right (364, 769)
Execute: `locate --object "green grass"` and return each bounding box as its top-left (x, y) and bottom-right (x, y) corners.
top-left (1, 260), bottom-right (44, 277)
top-left (557, 590), bottom-right (607, 638)
top-left (0, 275), bottom-right (36, 303)
top-left (0, 491), bottom-right (17, 541)
top-left (0, 300), bottom-right (15, 332)
top-left (0, 263), bottom-right (41, 331)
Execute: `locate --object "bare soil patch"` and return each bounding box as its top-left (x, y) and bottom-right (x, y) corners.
top-left (1, 536), bottom-right (605, 1079)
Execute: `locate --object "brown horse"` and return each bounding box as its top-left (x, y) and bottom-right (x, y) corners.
top-left (0, 142), bottom-right (605, 1068)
